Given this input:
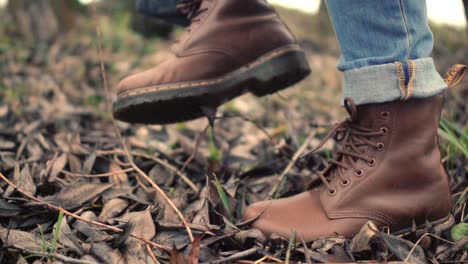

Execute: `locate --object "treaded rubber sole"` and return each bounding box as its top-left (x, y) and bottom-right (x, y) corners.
top-left (113, 44), bottom-right (311, 124)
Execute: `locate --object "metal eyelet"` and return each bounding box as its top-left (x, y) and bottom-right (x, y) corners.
top-left (381, 111), bottom-right (390, 119)
top-left (380, 127), bottom-right (388, 136)
top-left (341, 179), bottom-right (350, 186)
top-left (355, 169), bottom-right (364, 177)
top-left (377, 142), bottom-right (385, 151)
top-left (328, 189), bottom-right (337, 196)
top-left (367, 158), bottom-right (376, 166)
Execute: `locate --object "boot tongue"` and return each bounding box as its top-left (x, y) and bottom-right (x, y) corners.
top-left (354, 104), bottom-right (379, 128)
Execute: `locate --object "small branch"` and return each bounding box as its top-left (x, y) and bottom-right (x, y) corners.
top-left (0, 172), bottom-right (170, 251)
top-left (204, 247), bottom-right (258, 264)
top-left (146, 244), bottom-right (160, 264)
top-left (269, 131), bottom-right (316, 198)
top-left (181, 124), bottom-right (209, 172)
top-left (60, 168), bottom-right (135, 178)
top-left (99, 149), bottom-right (199, 193)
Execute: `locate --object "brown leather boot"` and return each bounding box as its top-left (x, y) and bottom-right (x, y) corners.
top-left (243, 94), bottom-right (453, 241)
top-left (113, 0), bottom-right (310, 124)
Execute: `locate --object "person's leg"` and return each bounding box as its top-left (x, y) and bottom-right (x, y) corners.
top-left (327, 0), bottom-right (446, 104)
top-left (135, 0), bottom-right (190, 26)
top-left (244, 0), bottom-right (463, 241)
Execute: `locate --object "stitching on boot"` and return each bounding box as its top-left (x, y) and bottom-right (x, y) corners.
top-left (118, 45), bottom-right (302, 99)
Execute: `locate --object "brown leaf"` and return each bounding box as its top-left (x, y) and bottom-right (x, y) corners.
top-left (380, 232), bottom-right (426, 264)
top-left (170, 245), bottom-right (187, 264)
top-left (0, 227), bottom-right (46, 252)
top-left (6, 164), bottom-right (36, 196)
top-left (0, 199), bottom-right (22, 217)
top-left (90, 243), bottom-right (124, 264)
top-left (98, 198), bottom-right (128, 222)
top-left (82, 150), bottom-right (97, 175)
top-left (67, 153), bottom-right (82, 174)
top-left (108, 162), bottom-right (129, 188)
top-left (43, 182), bottom-right (113, 210)
top-left (187, 235), bottom-right (203, 264)
top-left (49, 153), bottom-right (68, 182)
top-left (57, 216), bottom-right (84, 255)
top-left (349, 221), bottom-right (378, 253)
top-left (73, 211), bottom-right (111, 242)
top-left (119, 208), bottom-right (156, 241)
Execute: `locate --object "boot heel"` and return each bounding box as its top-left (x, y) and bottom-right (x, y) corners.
top-left (249, 47), bottom-right (311, 97)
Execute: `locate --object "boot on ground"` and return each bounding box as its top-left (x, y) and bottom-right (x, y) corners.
top-left (243, 94), bottom-right (453, 241)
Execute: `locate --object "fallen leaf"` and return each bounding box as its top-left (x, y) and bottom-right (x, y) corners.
top-left (380, 232), bottom-right (426, 264)
top-left (0, 227), bottom-right (46, 252)
top-left (49, 153), bottom-right (68, 182)
top-left (43, 182), bottom-right (113, 210)
top-left (57, 216), bottom-right (84, 255)
top-left (0, 199), bottom-right (22, 217)
top-left (98, 198), bottom-right (128, 222)
top-left (118, 208), bottom-right (156, 241)
top-left (349, 221), bottom-right (378, 252)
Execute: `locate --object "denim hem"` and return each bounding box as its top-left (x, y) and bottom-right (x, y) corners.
top-left (342, 58), bottom-right (447, 105)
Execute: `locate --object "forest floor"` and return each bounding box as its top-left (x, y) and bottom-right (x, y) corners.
top-left (0, 5), bottom-right (467, 264)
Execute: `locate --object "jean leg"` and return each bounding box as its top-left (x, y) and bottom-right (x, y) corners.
top-left (326, 0), bottom-right (447, 105)
top-left (136, 0), bottom-right (189, 26)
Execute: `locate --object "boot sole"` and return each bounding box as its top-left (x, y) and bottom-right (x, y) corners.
top-left (392, 215), bottom-right (454, 236)
top-left (113, 44), bottom-right (311, 124)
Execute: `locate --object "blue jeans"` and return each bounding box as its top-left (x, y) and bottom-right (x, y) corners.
top-left (135, 0), bottom-right (447, 105)
top-left (326, 0), bottom-right (447, 105)
top-left (136, 0), bottom-right (189, 26)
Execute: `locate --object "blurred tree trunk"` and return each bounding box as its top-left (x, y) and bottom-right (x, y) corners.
top-left (7, 0), bottom-right (80, 43)
top-left (317, 0), bottom-right (333, 37)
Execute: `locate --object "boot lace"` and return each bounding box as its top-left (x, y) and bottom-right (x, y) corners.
top-left (303, 98), bottom-right (387, 195)
top-left (176, 0), bottom-right (209, 34)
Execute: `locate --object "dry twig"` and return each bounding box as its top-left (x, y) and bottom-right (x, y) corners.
top-left (269, 131), bottom-right (316, 198)
top-left (0, 172), bottom-right (170, 251)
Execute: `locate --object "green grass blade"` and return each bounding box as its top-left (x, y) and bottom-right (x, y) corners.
top-left (441, 117), bottom-right (468, 142)
top-left (37, 225), bottom-right (47, 254)
top-left (213, 175), bottom-right (233, 221)
top-left (285, 229), bottom-right (297, 264)
top-left (50, 211), bottom-right (64, 254)
top-left (438, 128), bottom-right (468, 158)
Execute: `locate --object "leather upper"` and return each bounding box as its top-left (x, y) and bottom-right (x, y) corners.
top-left (244, 95), bottom-right (452, 241)
top-left (117, 0), bottom-right (296, 96)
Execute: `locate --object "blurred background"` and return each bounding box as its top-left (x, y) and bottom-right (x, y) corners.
top-left (0, 0), bottom-right (466, 162)
top-left (0, 0), bottom-right (466, 150)
top-left (0, 0), bottom-right (466, 127)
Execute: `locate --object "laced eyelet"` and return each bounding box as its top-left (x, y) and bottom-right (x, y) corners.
top-left (328, 189), bottom-right (337, 196)
top-left (341, 179), bottom-right (350, 186)
top-left (380, 127), bottom-right (388, 136)
top-left (381, 111), bottom-right (390, 119)
top-left (367, 158), bottom-right (376, 166)
top-left (377, 142), bottom-right (385, 151)
top-left (355, 169), bottom-right (364, 177)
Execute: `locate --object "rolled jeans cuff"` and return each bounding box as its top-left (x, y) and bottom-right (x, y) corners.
top-left (342, 58), bottom-right (447, 105)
